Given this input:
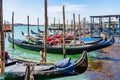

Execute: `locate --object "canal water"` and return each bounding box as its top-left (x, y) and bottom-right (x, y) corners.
top-left (4, 26), bottom-right (120, 80)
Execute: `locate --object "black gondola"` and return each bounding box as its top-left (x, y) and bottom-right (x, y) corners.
top-left (31, 30), bottom-right (44, 38)
top-left (31, 29), bottom-right (44, 34)
top-left (5, 51), bottom-right (88, 79)
top-left (8, 35), bottom-right (114, 54)
top-left (22, 31), bottom-right (102, 45)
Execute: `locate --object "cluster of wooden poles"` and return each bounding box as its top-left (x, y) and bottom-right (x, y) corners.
top-left (10, 1), bottom-right (87, 60)
top-left (0, 0), bottom-right (88, 79)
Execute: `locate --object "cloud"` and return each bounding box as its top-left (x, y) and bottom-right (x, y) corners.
top-left (48, 4), bottom-right (86, 13)
top-left (48, 6), bottom-right (62, 13)
top-left (65, 4), bottom-right (86, 12)
top-left (47, 3), bottom-right (86, 24)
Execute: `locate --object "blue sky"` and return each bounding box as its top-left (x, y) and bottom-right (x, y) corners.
top-left (3, 0), bottom-right (120, 25)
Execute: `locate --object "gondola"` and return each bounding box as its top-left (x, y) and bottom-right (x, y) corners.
top-left (5, 51), bottom-right (88, 79)
top-left (31, 30), bottom-right (38, 35)
top-left (48, 27), bottom-right (63, 31)
top-left (31, 30), bottom-right (44, 37)
top-left (31, 29), bottom-right (44, 34)
top-left (21, 31), bottom-right (43, 43)
top-left (8, 35), bottom-right (114, 54)
top-left (22, 31), bottom-right (102, 45)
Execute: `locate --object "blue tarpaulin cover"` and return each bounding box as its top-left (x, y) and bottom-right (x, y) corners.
top-left (56, 62), bottom-right (75, 74)
top-left (54, 57), bottom-right (71, 68)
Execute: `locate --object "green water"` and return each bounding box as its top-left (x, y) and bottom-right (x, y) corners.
top-left (4, 25), bottom-right (98, 80)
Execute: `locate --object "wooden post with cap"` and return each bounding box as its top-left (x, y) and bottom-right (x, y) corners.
top-left (58, 19), bottom-right (60, 33)
top-left (78, 14), bottom-right (81, 40)
top-left (71, 20), bottom-right (73, 33)
top-left (37, 18), bottom-right (39, 33)
top-left (73, 13), bottom-right (76, 45)
top-left (12, 12), bottom-right (14, 49)
top-left (44, 0), bottom-right (48, 62)
top-left (4, 20), bottom-right (6, 37)
top-left (0, 0), bottom-right (5, 78)
top-left (53, 17), bottom-right (56, 35)
top-left (62, 6), bottom-right (66, 58)
top-left (27, 15), bottom-right (30, 43)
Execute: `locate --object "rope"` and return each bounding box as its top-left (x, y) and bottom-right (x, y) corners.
top-left (0, 63), bottom-right (21, 80)
top-left (74, 70), bottom-right (79, 75)
top-left (0, 69), bottom-right (12, 80)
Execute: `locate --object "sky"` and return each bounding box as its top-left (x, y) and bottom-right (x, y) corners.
top-left (3, 0), bottom-right (120, 25)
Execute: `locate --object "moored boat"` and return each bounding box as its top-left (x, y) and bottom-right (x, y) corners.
top-left (22, 31), bottom-right (102, 45)
top-left (5, 51), bottom-right (88, 79)
top-left (31, 29), bottom-right (44, 34)
top-left (31, 30), bottom-right (44, 38)
top-left (3, 24), bottom-right (12, 32)
top-left (21, 31), bottom-right (43, 43)
top-left (8, 35), bottom-right (114, 54)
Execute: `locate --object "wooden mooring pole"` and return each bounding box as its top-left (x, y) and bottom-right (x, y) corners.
top-left (27, 16), bottom-right (30, 43)
top-left (62, 6), bottom-right (66, 58)
top-left (73, 13), bottom-right (76, 45)
top-left (0, 0), bottom-right (5, 78)
top-left (12, 12), bottom-right (14, 49)
top-left (24, 63), bottom-right (34, 80)
top-left (4, 20), bottom-right (6, 37)
top-left (37, 18), bottom-right (39, 33)
top-left (58, 19), bottom-right (60, 33)
top-left (54, 17), bottom-right (56, 35)
top-left (78, 14), bottom-right (81, 40)
top-left (83, 17), bottom-right (86, 37)
top-left (44, 0), bottom-right (48, 62)
top-left (67, 19), bottom-right (68, 32)
top-left (71, 20), bottom-right (73, 33)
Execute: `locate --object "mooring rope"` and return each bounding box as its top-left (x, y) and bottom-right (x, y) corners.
top-left (0, 69), bottom-right (12, 80)
top-left (0, 63), bottom-right (21, 80)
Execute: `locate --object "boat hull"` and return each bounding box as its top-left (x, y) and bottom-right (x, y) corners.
top-left (5, 51), bottom-right (88, 79)
top-left (8, 35), bottom-right (114, 54)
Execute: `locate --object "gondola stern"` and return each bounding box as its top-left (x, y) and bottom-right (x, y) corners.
top-left (74, 51), bottom-right (88, 74)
